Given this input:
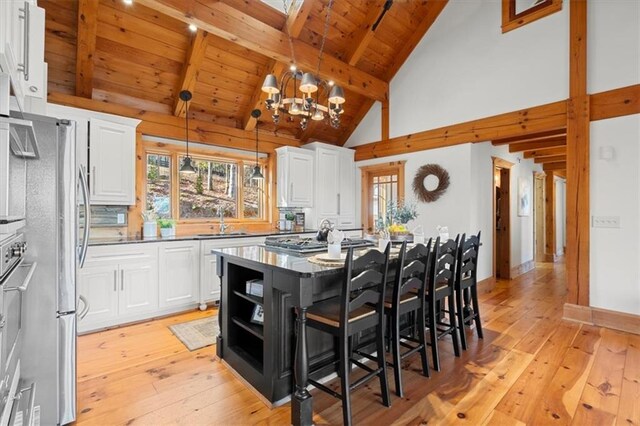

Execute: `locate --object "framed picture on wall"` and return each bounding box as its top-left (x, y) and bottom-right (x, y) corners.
top-left (518, 177), bottom-right (531, 217)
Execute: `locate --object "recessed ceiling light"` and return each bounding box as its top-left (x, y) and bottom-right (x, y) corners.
top-left (188, 23), bottom-right (197, 32)
top-left (123, 0), bottom-right (133, 5)
top-left (328, 80), bottom-right (335, 87)
top-left (290, 65), bottom-right (297, 72)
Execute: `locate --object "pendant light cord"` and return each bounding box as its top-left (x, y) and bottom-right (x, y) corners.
top-left (255, 122), bottom-right (259, 166)
top-left (283, 0), bottom-right (297, 68)
top-left (315, 0), bottom-right (334, 78)
top-left (185, 100), bottom-right (189, 157)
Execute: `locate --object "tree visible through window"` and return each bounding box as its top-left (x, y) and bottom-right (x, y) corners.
top-left (146, 154), bottom-right (171, 218)
top-left (179, 157), bottom-right (237, 219)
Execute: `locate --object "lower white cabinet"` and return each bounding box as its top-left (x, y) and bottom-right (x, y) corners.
top-left (119, 262), bottom-right (157, 316)
top-left (78, 265), bottom-right (119, 326)
top-left (159, 241), bottom-right (200, 308)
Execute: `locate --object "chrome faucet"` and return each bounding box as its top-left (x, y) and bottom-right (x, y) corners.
top-left (218, 209), bottom-right (229, 234)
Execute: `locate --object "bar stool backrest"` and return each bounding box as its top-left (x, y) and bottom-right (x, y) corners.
top-left (429, 237), bottom-right (459, 295)
top-left (393, 240), bottom-right (431, 307)
top-left (340, 245), bottom-right (391, 328)
top-left (456, 232), bottom-right (481, 286)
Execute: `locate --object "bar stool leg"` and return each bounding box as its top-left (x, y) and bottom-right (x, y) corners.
top-left (455, 288), bottom-right (468, 351)
top-left (448, 294), bottom-right (461, 357)
top-left (391, 311), bottom-right (403, 397)
top-left (339, 332), bottom-right (352, 426)
top-left (471, 284), bottom-right (484, 339)
top-left (417, 305), bottom-right (430, 377)
top-left (376, 318), bottom-right (391, 407)
top-left (428, 302), bottom-right (440, 371)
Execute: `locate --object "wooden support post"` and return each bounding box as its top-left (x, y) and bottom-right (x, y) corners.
top-left (544, 173), bottom-right (556, 261)
top-left (381, 99), bottom-right (390, 140)
top-left (566, 0), bottom-right (590, 306)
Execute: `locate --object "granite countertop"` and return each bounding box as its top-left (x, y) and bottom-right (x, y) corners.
top-left (88, 228), bottom-right (364, 247)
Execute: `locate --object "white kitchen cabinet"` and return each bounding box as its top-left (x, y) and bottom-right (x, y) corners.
top-left (159, 241), bottom-right (200, 308)
top-left (78, 264), bottom-right (120, 327)
top-left (89, 118), bottom-right (137, 205)
top-left (276, 146), bottom-right (314, 208)
top-left (119, 262), bottom-right (158, 316)
top-left (314, 147), bottom-right (340, 217)
top-left (0, 0), bottom-right (46, 111)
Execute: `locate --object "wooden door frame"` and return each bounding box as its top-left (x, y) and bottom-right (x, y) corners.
top-left (359, 161), bottom-right (405, 233)
top-left (533, 171), bottom-right (547, 262)
top-left (492, 157), bottom-right (514, 280)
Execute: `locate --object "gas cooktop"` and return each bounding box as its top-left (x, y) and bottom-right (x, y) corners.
top-left (264, 236), bottom-right (374, 254)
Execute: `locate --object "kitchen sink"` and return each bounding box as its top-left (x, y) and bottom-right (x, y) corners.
top-left (197, 232), bottom-right (248, 237)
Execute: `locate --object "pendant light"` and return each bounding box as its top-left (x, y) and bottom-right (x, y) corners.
top-left (250, 109), bottom-right (265, 180)
top-left (179, 90), bottom-right (196, 174)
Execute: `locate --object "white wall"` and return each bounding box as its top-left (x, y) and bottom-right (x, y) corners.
top-left (346, 0), bottom-right (569, 147)
top-left (590, 115), bottom-right (640, 315)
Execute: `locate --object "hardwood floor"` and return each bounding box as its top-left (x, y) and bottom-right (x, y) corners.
top-left (76, 261), bottom-right (639, 425)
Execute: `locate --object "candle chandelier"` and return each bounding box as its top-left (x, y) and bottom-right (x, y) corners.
top-left (261, 0), bottom-right (344, 131)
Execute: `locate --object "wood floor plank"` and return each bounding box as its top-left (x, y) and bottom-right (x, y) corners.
top-left (617, 334), bottom-right (640, 426)
top-left (481, 409), bottom-right (526, 426)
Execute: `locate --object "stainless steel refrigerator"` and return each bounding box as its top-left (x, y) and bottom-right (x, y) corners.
top-left (20, 112), bottom-right (86, 425)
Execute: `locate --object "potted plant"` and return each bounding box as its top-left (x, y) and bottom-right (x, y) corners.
top-left (157, 219), bottom-right (176, 238)
top-left (376, 200), bottom-right (419, 241)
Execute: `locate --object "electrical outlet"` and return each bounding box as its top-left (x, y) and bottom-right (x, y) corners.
top-left (592, 216), bottom-right (620, 228)
top-left (117, 213), bottom-right (125, 224)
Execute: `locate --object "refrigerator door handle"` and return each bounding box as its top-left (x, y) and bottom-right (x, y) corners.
top-left (78, 165), bottom-right (91, 268)
top-left (77, 294), bottom-right (90, 320)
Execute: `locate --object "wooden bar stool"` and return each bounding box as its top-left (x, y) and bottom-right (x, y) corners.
top-left (455, 232), bottom-right (484, 350)
top-left (384, 240), bottom-right (432, 397)
top-left (306, 246), bottom-right (392, 426)
top-left (425, 237), bottom-right (461, 372)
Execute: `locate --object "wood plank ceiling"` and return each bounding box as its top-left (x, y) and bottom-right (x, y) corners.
top-left (41, 0), bottom-right (448, 145)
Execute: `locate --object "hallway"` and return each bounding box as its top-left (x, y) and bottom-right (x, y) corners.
top-left (75, 262), bottom-right (638, 425)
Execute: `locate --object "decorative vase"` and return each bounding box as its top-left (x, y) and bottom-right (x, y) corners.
top-left (143, 221), bottom-right (157, 238)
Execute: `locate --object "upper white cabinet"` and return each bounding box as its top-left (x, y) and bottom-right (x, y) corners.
top-left (302, 143), bottom-right (356, 228)
top-left (0, 0), bottom-right (47, 112)
top-left (276, 146), bottom-right (314, 208)
top-left (89, 118), bottom-right (136, 205)
top-left (47, 105), bottom-right (140, 205)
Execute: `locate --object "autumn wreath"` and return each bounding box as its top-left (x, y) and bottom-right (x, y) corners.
top-left (412, 164), bottom-right (450, 203)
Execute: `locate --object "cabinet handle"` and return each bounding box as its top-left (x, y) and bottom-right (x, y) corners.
top-left (91, 166), bottom-right (96, 195)
top-left (18, 2), bottom-right (30, 81)
top-left (113, 270), bottom-right (117, 292)
top-left (121, 270), bottom-right (124, 291)
top-left (337, 194), bottom-right (340, 215)
top-left (290, 182), bottom-right (293, 200)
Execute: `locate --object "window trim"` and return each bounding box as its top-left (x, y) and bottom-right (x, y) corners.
top-left (501, 0), bottom-right (562, 33)
top-left (360, 161), bottom-right (406, 233)
top-left (142, 141), bottom-right (270, 225)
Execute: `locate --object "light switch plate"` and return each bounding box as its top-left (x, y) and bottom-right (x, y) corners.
top-left (592, 216), bottom-right (620, 228)
top-left (117, 213), bottom-right (125, 224)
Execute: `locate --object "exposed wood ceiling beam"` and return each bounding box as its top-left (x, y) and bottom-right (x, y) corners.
top-left (299, 119), bottom-right (324, 143)
top-left (75, 0), bottom-right (99, 98)
top-left (554, 170), bottom-right (567, 179)
top-left (243, 0), bottom-right (311, 132)
top-left (354, 100), bottom-right (567, 161)
top-left (135, 0), bottom-right (388, 102)
top-left (174, 29), bottom-right (209, 117)
top-left (509, 137), bottom-right (566, 153)
top-left (590, 84), bottom-right (640, 121)
top-left (543, 161), bottom-right (567, 172)
top-left (384, 0), bottom-right (448, 81)
top-left (492, 129), bottom-right (566, 145)
top-left (48, 92), bottom-right (300, 153)
top-left (344, 0), bottom-right (387, 66)
top-left (535, 155), bottom-right (566, 164)
top-left (523, 146), bottom-right (566, 158)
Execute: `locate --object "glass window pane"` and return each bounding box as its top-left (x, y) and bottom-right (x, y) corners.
top-left (179, 157), bottom-right (237, 219)
top-left (146, 154), bottom-right (171, 218)
top-left (243, 165), bottom-right (264, 219)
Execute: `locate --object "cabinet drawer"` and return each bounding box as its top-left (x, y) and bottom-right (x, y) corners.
top-left (85, 244), bottom-right (157, 264)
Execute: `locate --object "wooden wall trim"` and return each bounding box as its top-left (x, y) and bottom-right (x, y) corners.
top-left (134, 0), bottom-right (388, 102)
top-left (353, 100), bottom-right (567, 161)
top-left (563, 303), bottom-right (640, 336)
top-left (590, 84), bottom-right (640, 121)
top-left (501, 0), bottom-right (563, 34)
top-left (510, 259), bottom-right (535, 280)
top-left (381, 100), bottom-right (390, 141)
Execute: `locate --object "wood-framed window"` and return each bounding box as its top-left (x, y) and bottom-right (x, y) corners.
top-left (501, 0), bottom-right (562, 33)
top-left (360, 161), bottom-right (405, 233)
top-left (142, 140), bottom-right (269, 225)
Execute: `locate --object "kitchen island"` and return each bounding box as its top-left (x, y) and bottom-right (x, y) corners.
top-left (213, 245), bottom-right (353, 426)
